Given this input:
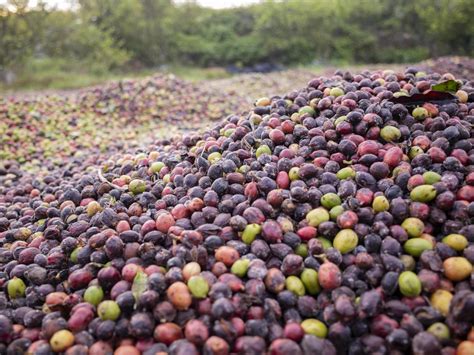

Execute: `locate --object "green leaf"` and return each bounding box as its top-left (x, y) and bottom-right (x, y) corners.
top-left (431, 80), bottom-right (461, 93)
top-left (132, 271), bottom-right (148, 301)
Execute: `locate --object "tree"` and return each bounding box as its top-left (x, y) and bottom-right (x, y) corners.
top-left (79, 0), bottom-right (175, 66)
top-left (0, 0), bottom-right (38, 80)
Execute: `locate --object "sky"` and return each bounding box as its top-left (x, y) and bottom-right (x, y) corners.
top-left (0, 0), bottom-right (262, 10)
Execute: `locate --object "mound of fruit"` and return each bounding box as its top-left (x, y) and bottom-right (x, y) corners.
top-left (0, 74), bottom-right (247, 173)
top-left (207, 69), bottom-right (317, 105)
top-left (421, 56), bottom-right (474, 81)
top-left (0, 67), bottom-right (473, 354)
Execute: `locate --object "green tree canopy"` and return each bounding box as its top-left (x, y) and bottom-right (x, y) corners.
top-left (1, 0), bottom-right (473, 79)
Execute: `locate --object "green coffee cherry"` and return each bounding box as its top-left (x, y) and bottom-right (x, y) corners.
top-left (231, 259), bottom-right (250, 277)
top-left (442, 234), bottom-right (468, 251)
top-left (404, 238), bottom-right (433, 257)
top-left (256, 145), bottom-right (271, 158)
top-left (427, 322), bottom-right (450, 340)
top-left (224, 128), bottom-right (234, 137)
top-left (129, 179), bottom-right (146, 194)
top-left (408, 146), bottom-right (424, 159)
top-left (15, 227), bottom-right (31, 241)
top-left (336, 167), bottom-right (355, 180)
top-left (289, 167), bottom-right (300, 181)
top-left (372, 195), bottom-right (389, 212)
top-left (208, 152), bottom-right (222, 164)
top-left (295, 243), bottom-right (308, 258)
top-left (239, 165), bottom-right (250, 174)
top-left (300, 268), bottom-right (320, 295)
top-left (7, 277), bottom-right (26, 299)
top-left (299, 106), bottom-right (316, 116)
top-left (50, 329), bottom-right (75, 352)
top-left (398, 271), bottom-right (421, 297)
top-left (84, 285), bottom-right (104, 306)
top-left (321, 193), bottom-right (341, 209)
top-left (301, 319), bottom-right (328, 338)
top-left (317, 237), bottom-right (332, 250)
top-left (423, 171), bottom-right (441, 185)
top-left (329, 87), bottom-right (344, 97)
top-left (335, 115), bottom-right (347, 126)
top-left (150, 161), bottom-right (165, 173)
top-left (242, 223), bottom-right (261, 245)
top-left (329, 205), bottom-right (344, 220)
top-left (285, 276), bottom-right (305, 296)
top-left (333, 229), bottom-right (358, 254)
top-left (97, 300), bottom-right (121, 321)
top-left (187, 275), bottom-right (209, 298)
top-left (400, 255), bottom-right (416, 271)
top-left (430, 290), bottom-right (453, 317)
top-left (306, 207), bottom-right (330, 227)
top-left (86, 201), bottom-right (102, 217)
top-left (412, 107), bottom-right (428, 120)
top-left (250, 113), bottom-right (262, 124)
top-left (380, 126), bottom-right (401, 142)
top-left (401, 217), bottom-right (424, 238)
top-left (70, 247), bottom-right (81, 264)
top-left (410, 185), bottom-right (437, 202)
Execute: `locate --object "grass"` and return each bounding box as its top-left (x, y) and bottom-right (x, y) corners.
top-left (0, 58), bottom-right (156, 93)
top-left (0, 59), bottom-right (234, 93)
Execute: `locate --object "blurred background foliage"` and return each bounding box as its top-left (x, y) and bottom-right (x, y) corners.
top-left (1, 0), bottom-right (473, 89)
